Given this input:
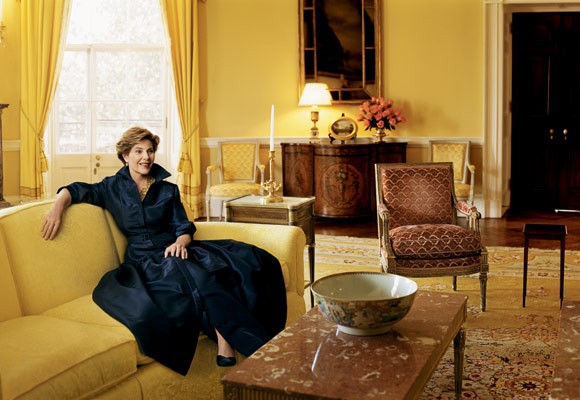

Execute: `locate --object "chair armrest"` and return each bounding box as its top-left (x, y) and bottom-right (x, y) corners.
top-left (467, 164), bottom-right (476, 204)
top-left (205, 165), bottom-right (220, 193)
top-left (456, 200), bottom-right (481, 232)
top-left (193, 222), bottom-right (306, 295)
top-left (377, 203), bottom-right (394, 252)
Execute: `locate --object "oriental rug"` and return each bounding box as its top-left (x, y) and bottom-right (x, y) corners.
top-left (308, 234), bottom-right (580, 400)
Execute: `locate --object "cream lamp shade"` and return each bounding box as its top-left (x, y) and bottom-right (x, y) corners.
top-left (298, 83), bottom-right (333, 107)
top-left (298, 83), bottom-right (332, 141)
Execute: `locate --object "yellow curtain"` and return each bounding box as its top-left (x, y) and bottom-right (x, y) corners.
top-left (159, 0), bottom-right (201, 219)
top-left (19, 0), bottom-right (71, 199)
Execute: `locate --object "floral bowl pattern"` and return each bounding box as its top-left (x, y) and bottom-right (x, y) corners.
top-left (311, 272), bottom-right (418, 336)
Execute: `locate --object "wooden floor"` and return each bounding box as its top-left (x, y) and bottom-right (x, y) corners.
top-left (315, 209), bottom-right (580, 251)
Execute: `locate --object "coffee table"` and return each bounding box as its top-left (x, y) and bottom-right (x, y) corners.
top-left (222, 290), bottom-right (468, 400)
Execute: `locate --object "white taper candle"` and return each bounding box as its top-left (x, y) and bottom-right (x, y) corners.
top-left (270, 104), bottom-right (275, 151)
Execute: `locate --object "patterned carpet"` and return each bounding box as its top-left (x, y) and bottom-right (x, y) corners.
top-left (309, 234), bottom-right (580, 400)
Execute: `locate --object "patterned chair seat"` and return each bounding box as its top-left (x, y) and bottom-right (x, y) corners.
top-left (208, 182), bottom-right (262, 198)
top-left (390, 224), bottom-right (481, 259)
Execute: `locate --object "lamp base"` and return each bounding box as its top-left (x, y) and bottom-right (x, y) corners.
top-left (309, 127), bottom-right (320, 142)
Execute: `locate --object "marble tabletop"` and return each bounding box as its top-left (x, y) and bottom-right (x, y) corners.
top-left (222, 290), bottom-right (468, 400)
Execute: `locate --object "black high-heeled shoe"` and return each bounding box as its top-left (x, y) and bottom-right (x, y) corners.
top-left (216, 355), bottom-right (237, 367)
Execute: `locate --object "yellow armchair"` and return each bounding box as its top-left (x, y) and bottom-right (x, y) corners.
top-left (205, 141), bottom-right (265, 221)
top-left (429, 140), bottom-right (475, 204)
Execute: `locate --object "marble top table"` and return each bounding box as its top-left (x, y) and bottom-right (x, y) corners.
top-left (550, 300), bottom-right (580, 400)
top-left (222, 290), bottom-right (468, 400)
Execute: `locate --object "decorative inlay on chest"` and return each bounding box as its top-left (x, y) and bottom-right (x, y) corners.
top-left (320, 163), bottom-right (363, 208)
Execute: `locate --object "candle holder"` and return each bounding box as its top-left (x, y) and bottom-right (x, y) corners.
top-left (261, 150), bottom-right (283, 203)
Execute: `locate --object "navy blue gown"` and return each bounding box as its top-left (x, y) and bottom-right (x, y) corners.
top-left (63, 164), bottom-right (287, 375)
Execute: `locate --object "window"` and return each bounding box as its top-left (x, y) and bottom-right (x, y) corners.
top-left (48, 0), bottom-right (176, 185)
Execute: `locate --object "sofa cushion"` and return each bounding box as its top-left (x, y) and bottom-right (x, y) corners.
top-left (389, 224), bottom-right (481, 259)
top-left (0, 315), bottom-right (136, 400)
top-left (42, 294), bottom-right (154, 365)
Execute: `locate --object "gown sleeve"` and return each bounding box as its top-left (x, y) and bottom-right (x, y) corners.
top-left (58, 181), bottom-right (107, 208)
top-left (169, 185), bottom-right (196, 238)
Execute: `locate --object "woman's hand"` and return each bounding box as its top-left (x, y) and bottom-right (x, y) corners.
top-left (164, 242), bottom-right (188, 259)
top-left (41, 189), bottom-right (72, 240)
top-left (164, 233), bottom-right (192, 259)
top-left (41, 205), bottom-right (64, 240)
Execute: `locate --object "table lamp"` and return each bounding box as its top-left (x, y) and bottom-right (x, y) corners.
top-left (298, 83), bottom-right (332, 141)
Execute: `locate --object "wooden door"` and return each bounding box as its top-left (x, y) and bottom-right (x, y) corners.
top-left (511, 13), bottom-right (580, 211)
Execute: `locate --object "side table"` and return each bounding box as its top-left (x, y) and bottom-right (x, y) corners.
top-left (522, 223), bottom-right (567, 308)
top-left (224, 195), bottom-right (316, 306)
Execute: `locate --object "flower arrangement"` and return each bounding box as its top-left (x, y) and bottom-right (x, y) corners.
top-left (357, 97), bottom-right (406, 131)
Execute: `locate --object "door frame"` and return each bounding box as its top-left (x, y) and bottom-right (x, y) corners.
top-left (483, 0), bottom-right (580, 218)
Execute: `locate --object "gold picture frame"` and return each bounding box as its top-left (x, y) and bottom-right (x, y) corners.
top-left (328, 115), bottom-right (358, 142)
top-left (299, 0), bottom-right (382, 104)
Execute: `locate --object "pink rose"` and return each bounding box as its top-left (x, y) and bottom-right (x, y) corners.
top-left (377, 120), bottom-right (385, 129)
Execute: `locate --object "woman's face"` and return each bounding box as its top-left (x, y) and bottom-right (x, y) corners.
top-left (124, 139), bottom-right (155, 177)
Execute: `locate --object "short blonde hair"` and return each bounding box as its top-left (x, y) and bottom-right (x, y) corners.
top-left (116, 126), bottom-right (160, 163)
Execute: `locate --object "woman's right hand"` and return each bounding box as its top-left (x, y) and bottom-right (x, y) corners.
top-left (41, 189), bottom-right (72, 240)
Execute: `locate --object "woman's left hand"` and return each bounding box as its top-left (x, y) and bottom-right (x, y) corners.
top-left (164, 242), bottom-right (188, 259)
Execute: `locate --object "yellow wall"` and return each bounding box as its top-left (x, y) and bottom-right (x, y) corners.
top-left (0, 0), bottom-right (20, 197)
top-left (0, 0), bottom-right (483, 198)
top-left (200, 0), bottom-right (483, 140)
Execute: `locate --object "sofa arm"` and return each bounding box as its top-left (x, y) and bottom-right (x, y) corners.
top-left (193, 222), bottom-right (306, 295)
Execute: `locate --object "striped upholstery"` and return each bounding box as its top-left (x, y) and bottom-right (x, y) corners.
top-left (375, 162), bottom-right (488, 311)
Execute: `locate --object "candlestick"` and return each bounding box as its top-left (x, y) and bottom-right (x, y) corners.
top-left (261, 150), bottom-right (283, 203)
top-left (270, 104), bottom-right (275, 151)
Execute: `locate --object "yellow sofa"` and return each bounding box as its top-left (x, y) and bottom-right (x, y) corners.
top-left (0, 200), bottom-right (306, 400)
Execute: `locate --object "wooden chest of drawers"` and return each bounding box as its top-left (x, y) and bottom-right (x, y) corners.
top-left (281, 139), bottom-right (407, 218)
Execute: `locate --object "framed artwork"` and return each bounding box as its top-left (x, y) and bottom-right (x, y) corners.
top-left (328, 114), bottom-right (358, 142)
top-left (299, 0), bottom-right (382, 104)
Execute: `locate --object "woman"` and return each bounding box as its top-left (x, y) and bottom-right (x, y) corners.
top-left (41, 126), bottom-right (287, 375)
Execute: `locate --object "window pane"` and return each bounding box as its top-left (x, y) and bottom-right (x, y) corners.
top-left (95, 122), bottom-right (122, 153)
top-left (95, 52), bottom-right (128, 100)
top-left (128, 102), bottom-right (163, 121)
top-left (126, 52), bottom-right (163, 99)
top-left (96, 102), bottom-right (127, 121)
top-left (56, 103), bottom-right (89, 153)
top-left (56, 51), bottom-right (88, 100)
top-left (67, 0), bottom-right (164, 45)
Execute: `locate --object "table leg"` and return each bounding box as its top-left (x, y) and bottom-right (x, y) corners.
top-left (308, 243), bottom-right (315, 307)
top-left (560, 237), bottom-right (565, 309)
top-left (453, 327), bottom-right (466, 398)
top-left (523, 236), bottom-right (529, 308)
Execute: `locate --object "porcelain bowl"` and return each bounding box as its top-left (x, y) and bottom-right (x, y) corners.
top-left (311, 272), bottom-right (418, 336)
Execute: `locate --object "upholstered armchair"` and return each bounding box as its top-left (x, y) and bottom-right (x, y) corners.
top-left (206, 141), bottom-right (265, 221)
top-left (429, 140), bottom-right (475, 204)
top-left (375, 162), bottom-right (488, 311)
